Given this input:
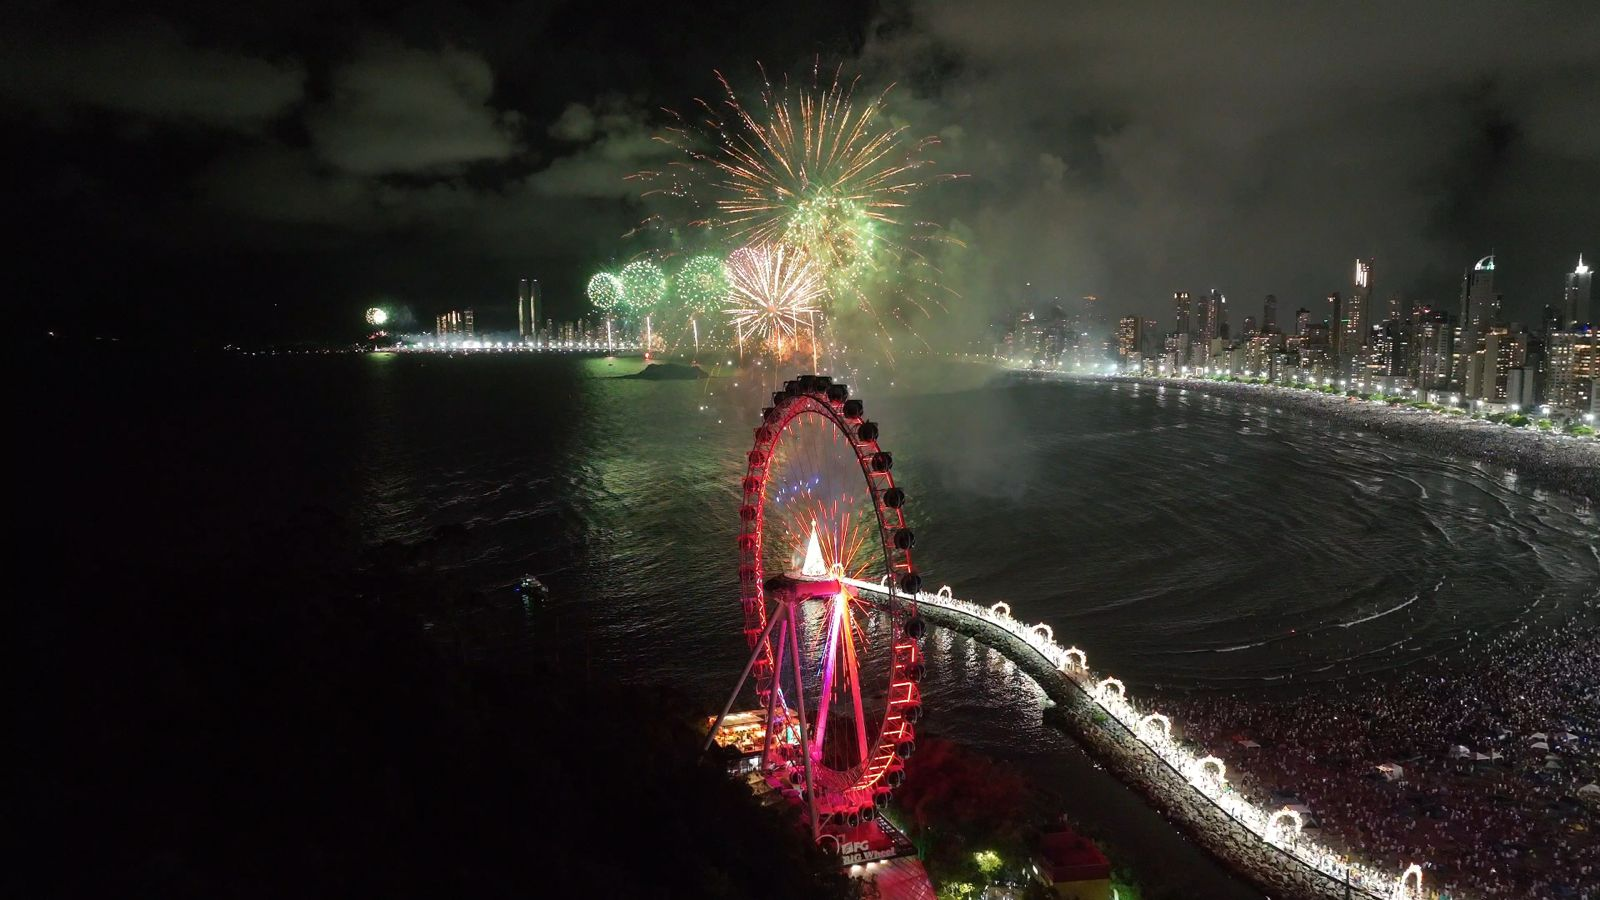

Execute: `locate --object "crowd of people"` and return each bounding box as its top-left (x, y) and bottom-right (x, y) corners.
top-left (1160, 603), bottom-right (1599, 899)
top-left (1103, 375), bottom-right (1600, 500)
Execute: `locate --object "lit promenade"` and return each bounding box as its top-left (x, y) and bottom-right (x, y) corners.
top-left (389, 340), bottom-right (643, 353)
top-left (841, 576), bottom-right (1435, 900)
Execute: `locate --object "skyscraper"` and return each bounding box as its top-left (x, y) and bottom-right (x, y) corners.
top-left (1459, 255), bottom-right (1499, 336)
top-left (1116, 316), bottom-right (1141, 365)
top-left (1563, 255), bottom-right (1593, 328)
top-left (516, 278), bottom-right (541, 340)
top-left (1341, 259), bottom-right (1373, 371)
top-left (1173, 291), bottom-right (1191, 336)
top-left (1262, 294), bottom-right (1278, 333)
top-left (518, 275), bottom-right (531, 337)
top-left (1413, 308), bottom-right (1453, 390)
top-left (1200, 289), bottom-right (1224, 345)
top-left (1326, 292), bottom-right (1343, 361)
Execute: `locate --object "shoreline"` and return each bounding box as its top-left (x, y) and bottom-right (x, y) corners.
top-left (1054, 373), bottom-right (1600, 501)
top-left (916, 600), bottom-right (1368, 900)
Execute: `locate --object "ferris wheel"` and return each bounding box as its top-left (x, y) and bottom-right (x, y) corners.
top-left (707, 374), bottom-right (926, 842)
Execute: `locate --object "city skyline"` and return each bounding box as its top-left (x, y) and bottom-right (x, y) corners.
top-left (1015, 250), bottom-right (1592, 342)
top-left (1015, 251), bottom-right (1595, 415)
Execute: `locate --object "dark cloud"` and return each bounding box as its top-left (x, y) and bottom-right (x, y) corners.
top-left (528, 100), bottom-right (665, 199)
top-left (859, 0), bottom-right (1600, 328)
top-left (0, 20), bottom-right (304, 131)
top-left (307, 42), bottom-right (521, 175)
top-left (8, 0), bottom-right (1594, 341)
top-left (548, 103), bottom-right (598, 142)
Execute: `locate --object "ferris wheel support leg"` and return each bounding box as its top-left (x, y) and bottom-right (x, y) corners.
top-left (813, 594), bottom-right (847, 756)
top-left (785, 603), bottom-right (821, 840)
top-left (703, 607), bottom-right (785, 753)
top-left (840, 603), bottom-right (870, 767)
top-left (759, 618), bottom-right (790, 772)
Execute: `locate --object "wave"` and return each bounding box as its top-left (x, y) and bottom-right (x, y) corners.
top-left (1337, 594), bottom-right (1417, 628)
top-left (1331, 573), bottom-right (1446, 624)
top-left (1216, 639), bottom-right (1275, 652)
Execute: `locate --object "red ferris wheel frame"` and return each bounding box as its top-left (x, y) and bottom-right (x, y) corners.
top-left (728, 374), bottom-right (925, 839)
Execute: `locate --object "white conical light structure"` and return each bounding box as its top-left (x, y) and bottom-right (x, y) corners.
top-left (800, 523), bottom-right (827, 577)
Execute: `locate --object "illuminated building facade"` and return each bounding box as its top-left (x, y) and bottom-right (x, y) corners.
top-left (1412, 308), bottom-right (1454, 390)
top-left (436, 308), bottom-right (476, 338)
top-left (1546, 327), bottom-right (1598, 411)
top-left (1116, 316), bottom-right (1141, 364)
top-left (1464, 326), bottom-right (1525, 403)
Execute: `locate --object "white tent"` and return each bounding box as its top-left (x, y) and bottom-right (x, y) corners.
top-left (1531, 741), bottom-right (1551, 750)
top-left (1579, 783), bottom-right (1600, 797)
top-left (1449, 745), bottom-right (1471, 759)
top-left (1473, 752), bottom-right (1491, 761)
top-left (1377, 762), bottom-right (1404, 781)
top-left (1530, 732), bottom-right (1549, 740)
top-left (1557, 732), bottom-right (1579, 742)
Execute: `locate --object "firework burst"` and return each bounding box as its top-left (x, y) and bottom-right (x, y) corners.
top-left (586, 272), bottom-right (624, 311)
top-left (677, 255), bottom-right (730, 317)
top-left (618, 259), bottom-right (668, 315)
top-left (724, 243), bottom-right (825, 356)
top-left (643, 63), bottom-right (960, 342)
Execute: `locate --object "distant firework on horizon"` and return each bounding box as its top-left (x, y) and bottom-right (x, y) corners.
top-left (677, 255), bottom-right (730, 318)
top-left (586, 272), bottom-right (624, 312)
top-left (618, 259), bottom-right (668, 315)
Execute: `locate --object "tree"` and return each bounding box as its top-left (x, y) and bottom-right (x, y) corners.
top-left (892, 739), bottom-right (1034, 888)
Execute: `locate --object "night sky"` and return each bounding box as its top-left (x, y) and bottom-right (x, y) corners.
top-left (8, 0), bottom-right (1597, 343)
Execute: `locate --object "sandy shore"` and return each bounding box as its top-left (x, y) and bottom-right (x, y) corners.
top-left (1079, 375), bottom-right (1600, 501)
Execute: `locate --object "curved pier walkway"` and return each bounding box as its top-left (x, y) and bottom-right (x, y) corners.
top-left (843, 577), bottom-right (1434, 900)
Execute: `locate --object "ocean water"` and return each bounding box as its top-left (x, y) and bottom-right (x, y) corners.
top-left (36, 350), bottom-right (1598, 898)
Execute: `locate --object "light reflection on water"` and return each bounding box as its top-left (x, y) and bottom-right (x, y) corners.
top-left (346, 355), bottom-right (1594, 898)
top-left (346, 355), bottom-right (1597, 697)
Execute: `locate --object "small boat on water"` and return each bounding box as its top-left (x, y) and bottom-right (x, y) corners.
top-left (517, 574), bottom-right (550, 603)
